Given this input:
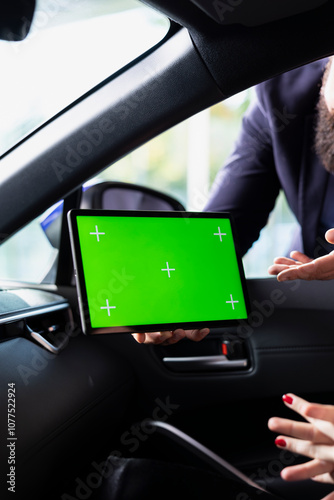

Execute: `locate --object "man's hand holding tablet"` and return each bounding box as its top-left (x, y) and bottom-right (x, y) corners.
top-left (132, 328), bottom-right (210, 345)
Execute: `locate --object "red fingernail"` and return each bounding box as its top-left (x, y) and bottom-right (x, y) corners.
top-left (282, 394), bottom-right (293, 404)
top-left (275, 438), bottom-right (286, 447)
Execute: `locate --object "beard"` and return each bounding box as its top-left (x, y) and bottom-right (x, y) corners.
top-left (314, 61), bottom-right (334, 174)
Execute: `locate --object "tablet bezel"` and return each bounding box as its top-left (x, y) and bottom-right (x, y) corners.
top-left (68, 209), bottom-right (250, 334)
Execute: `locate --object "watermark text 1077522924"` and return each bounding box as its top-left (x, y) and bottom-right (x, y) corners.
top-left (7, 383), bottom-right (16, 493)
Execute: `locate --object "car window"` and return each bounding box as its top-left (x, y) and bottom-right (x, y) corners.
top-left (0, 0), bottom-right (168, 285)
top-left (0, 0), bottom-right (169, 156)
top-left (0, 202), bottom-right (62, 284)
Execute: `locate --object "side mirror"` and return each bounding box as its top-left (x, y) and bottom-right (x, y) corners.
top-left (81, 181), bottom-right (185, 211)
top-left (42, 182), bottom-right (185, 250)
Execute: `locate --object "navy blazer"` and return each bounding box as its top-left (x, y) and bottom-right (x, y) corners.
top-left (204, 58), bottom-right (330, 258)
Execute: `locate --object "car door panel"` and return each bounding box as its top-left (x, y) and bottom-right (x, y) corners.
top-left (71, 277), bottom-right (334, 478)
top-left (0, 289), bottom-right (135, 499)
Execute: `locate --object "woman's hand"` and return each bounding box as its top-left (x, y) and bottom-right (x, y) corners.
top-left (268, 393), bottom-right (334, 485)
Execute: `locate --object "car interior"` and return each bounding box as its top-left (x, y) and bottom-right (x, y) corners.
top-left (1, 1), bottom-right (334, 499)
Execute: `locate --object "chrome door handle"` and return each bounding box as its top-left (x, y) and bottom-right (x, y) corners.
top-left (162, 355), bottom-right (248, 372)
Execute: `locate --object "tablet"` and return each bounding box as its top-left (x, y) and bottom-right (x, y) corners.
top-left (68, 209), bottom-right (250, 334)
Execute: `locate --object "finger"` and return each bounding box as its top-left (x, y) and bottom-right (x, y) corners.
top-left (268, 417), bottom-right (331, 444)
top-left (281, 393), bottom-right (319, 424)
top-left (280, 459), bottom-right (333, 482)
top-left (152, 331), bottom-right (175, 345)
top-left (132, 333), bottom-right (146, 343)
top-left (268, 252), bottom-right (311, 276)
top-left (281, 393), bottom-right (312, 416)
top-left (132, 331), bottom-right (174, 345)
top-left (268, 263), bottom-right (294, 275)
top-left (273, 257), bottom-right (302, 265)
top-left (277, 253), bottom-right (334, 281)
top-left (289, 251), bottom-right (313, 263)
top-left (312, 471), bottom-right (334, 485)
top-left (282, 394), bottom-right (334, 441)
top-left (268, 416), bottom-right (309, 439)
top-left (184, 328), bottom-right (210, 342)
top-left (325, 229), bottom-right (334, 244)
top-left (276, 263), bottom-right (316, 281)
top-left (305, 403), bottom-right (334, 423)
top-left (162, 329), bottom-right (186, 345)
top-left (275, 435), bottom-right (334, 462)
top-left (304, 404), bottom-right (334, 441)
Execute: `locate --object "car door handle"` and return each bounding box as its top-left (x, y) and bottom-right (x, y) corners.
top-left (162, 354), bottom-right (248, 372)
top-left (26, 324), bottom-right (68, 354)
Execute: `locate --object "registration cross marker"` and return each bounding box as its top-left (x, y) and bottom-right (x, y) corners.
top-left (226, 294), bottom-right (239, 310)
top-left (90, 225), bottom-right (105, 242)
top-left (100, 299), bottom-right (116, 316)
top-left (161, 262), bottom-right (175, 278)
top-left (214, 227), bottom-right (227, 242)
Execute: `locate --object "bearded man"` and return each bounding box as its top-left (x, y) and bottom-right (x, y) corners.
top-left (204, 56), bottom-right (334, 260)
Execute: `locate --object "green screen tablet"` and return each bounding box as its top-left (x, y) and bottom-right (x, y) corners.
top-left (68, 209), bottom-right (250, 334)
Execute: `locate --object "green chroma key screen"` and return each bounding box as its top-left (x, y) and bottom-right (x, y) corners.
top-left (68, 209), bottom-right (250, 334)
